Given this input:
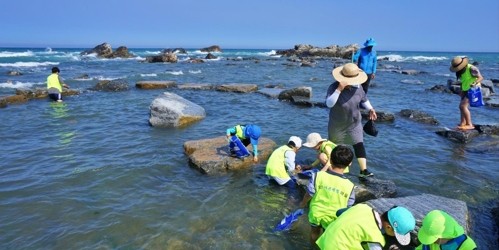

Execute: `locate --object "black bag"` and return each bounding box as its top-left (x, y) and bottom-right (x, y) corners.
top-left (363, 120), bottom-right (378, 137)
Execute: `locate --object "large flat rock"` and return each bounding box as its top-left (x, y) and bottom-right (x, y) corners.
top-left (367, 194), bottom-right (470, 247)
top-left (136, 81), bottom-right (176, 89)
top-left (435, 127), bottom-right (480, 144)
top-left (184, 136), bottom-right (277, 174)
top-left (215, 84), bottom-right (258, 93)
top-left (367, 193), bottom-right (469, 231)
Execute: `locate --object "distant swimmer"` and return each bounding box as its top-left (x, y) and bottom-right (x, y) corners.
top-left (47, 67), bottom-right (69, 102)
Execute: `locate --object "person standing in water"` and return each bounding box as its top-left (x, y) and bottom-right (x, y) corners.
top-left (353, 38), bottom-right (377, 94)
top-left (47, 67), bottom-right (69, 102)
top-left (326, 63), bottom-right (377, 178)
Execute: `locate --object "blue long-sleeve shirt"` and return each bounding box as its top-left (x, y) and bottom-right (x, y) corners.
top-left (352, 47), bottom-right (377, 74)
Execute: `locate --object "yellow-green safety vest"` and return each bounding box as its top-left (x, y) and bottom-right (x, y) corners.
top-left (459, 64), bottom-right (477, 92)
top-left (319, 140), bottom-right (349, 173)
top-left (316, 203), bottom-right (385, 250)
top-left (235, 125), bottom-right (245, 139)
top-left (47, 73), bottom-right (62, 92)
top-left (308, 171), bottom-right (354, 228)
top-left (265, 145), bottom-right (292, 179)
top-left (320, 140), bottom-right (336, 156)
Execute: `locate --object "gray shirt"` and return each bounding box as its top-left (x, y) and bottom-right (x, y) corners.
top-left (326, 82), bottom-right (368, 145)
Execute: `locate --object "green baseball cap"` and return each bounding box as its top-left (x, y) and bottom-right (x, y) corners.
top-left (418, 210), bottom-right (465, 245)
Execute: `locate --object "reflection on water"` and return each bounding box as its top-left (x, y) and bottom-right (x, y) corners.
top-left (49, 102), bottom-right (77, 164)
top-left (50, 102), bottom-right (69, 119)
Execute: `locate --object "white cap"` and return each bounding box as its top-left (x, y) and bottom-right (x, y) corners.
top-left (288, 136), bottom-right (302, 149)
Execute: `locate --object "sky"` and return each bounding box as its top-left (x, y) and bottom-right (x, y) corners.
top-left (1, 0), bottom-right (498, 52)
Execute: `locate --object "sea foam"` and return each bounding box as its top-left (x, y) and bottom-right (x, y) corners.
top-left (0, 61), bottom-right (59, 68)
top-left (0, 51), bottom-right (35, 58)
top-left (165, 71), bottom-right (183, 75)
top-left (0, 81), bottom-right (44, 89)
top-left (378, 54), bottom-right (448, 62)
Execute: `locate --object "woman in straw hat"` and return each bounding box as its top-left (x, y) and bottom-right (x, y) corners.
top-left (326, 63), bottom-right (377, 178)
top-left (449, 56), bottom-right (483, 130)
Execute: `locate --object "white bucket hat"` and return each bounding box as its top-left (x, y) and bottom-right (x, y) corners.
top-left (302, 132), bottom-right (327, 148)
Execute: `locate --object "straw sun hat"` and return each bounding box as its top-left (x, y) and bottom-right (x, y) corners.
top-left (332, 63), bottom-right (368, 85)
top-left (303, 132), bottom-right (326, 148)
top-left (449, 56), bottom-right (469, 72)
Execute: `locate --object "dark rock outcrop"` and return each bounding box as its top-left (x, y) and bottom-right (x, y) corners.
top-left (183, 136), bottom-right (276, 174)
top-left (215, 83), bottom-right (258, 93)
top-left (200, 45), bottom-right (222, 53)
top-left (355, 177), bottom-right (398, 203)
top-left (80, 43), bottom-right (133, 58)
top-left (276, 44), bottom-right (358, 59)
top-left (162, 48), bottom-right (187, 54)
top-left (215, 84), bottom-right (258, 93)
top-left (278, 87), bottom-right (312, 101)
top-left (486, 97), bottom-right (499, 107)
top-left (435, 128), bottom-right (480, 143)
top-left (361, 110), bottom-right (395, 122)
top-left (112, 46), bottom-right (133, 58)
top-left (80, 43), bottom-right (113, 57)
top-left (290, 96), bottom-right (326, 107)
top-left (0, 88), bottom-right (80, 108)
top-left (136, 81), bottom-right (177, 89)
top-left (205, 53), bottom-right (217, 59)
top-left (149, 92), bottom-right (206, 128)
top-left (0, 97), bottom-right (7, 108)
top-left (74, 74), bottom-right (90, 80)
top-left (427, 84), bottom-right (454, 94)
top-left (475, 124), bottom-right (499, 135)
top-left (0, 94), bottom-right (28, 105)
top-left (16, 88), bottom-right (49, 99)
top-left (400, 109), bottom-right (439, 125)
top-left (93, 79), bottom-right (129, 92)
top-left (436, 124), bottom-right (499, 144)
top-left (144, 52), bottom-right (178, 63)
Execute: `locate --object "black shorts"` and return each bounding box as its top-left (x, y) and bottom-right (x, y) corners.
top-left (460, 90), bottom-right (468, 100)
top-left (48, 93), bottom-right (62, 101)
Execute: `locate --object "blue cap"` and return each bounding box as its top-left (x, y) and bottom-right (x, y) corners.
top-left (388, 206), bottom-right (416, 246)
top-left (364, 38), bottom-right (377, 47)
top-left (245, 125), bottom-right (261, 145)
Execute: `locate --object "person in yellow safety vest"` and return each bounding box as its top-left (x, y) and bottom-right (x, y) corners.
top-left (316, 204), bottom-right (416, 250)
top-left (299, 144), bottom-right (355, 248)
top-left (302, 132), bottom-right (346, 172)
top-left (47, 67), bottom-right (69, 102)
top-left (416, 210), bottom-right (477, 250)
top-left (226, 124), bottom-right (261, 162)
top-left (449, 56), bottom-right (483, 131)
top-left (265, 136), bottom-right (302, 189)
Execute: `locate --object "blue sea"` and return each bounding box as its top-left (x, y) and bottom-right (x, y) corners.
top-left (1, 47), bottom-right (498, 249)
